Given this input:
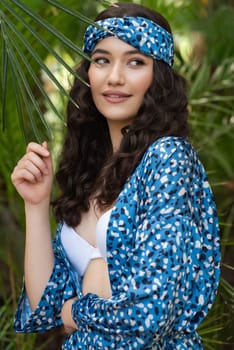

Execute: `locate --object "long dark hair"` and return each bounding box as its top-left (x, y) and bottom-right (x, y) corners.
top-left (52, 2), bottom-right (189, 227)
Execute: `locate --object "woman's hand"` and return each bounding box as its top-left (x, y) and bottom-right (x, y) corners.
top-left (61, 297), bottom-right (78, 334)
top-left (11, 142), bottom-right (53, 205)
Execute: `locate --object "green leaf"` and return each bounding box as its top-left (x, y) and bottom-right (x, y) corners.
top-left (9, 61), bottom-right (27, 143)
top-left (3, 0), bottom-right (89, 87)
top-left (0, 9), bottom-right (81, 139)
top-left (189, 61), bottom-right (210, 99)
top-left (8, 0), bottom-right (91, 60)
top-left (7, 26), bottom-right (64, 124)
top-left (4, 31), bottom-right (42, 141)
top-left (45, 0), bottom-right (101, 26)
top-left (5, 33), bottom-right (52, 140)
top-left (219, 278), bottom-right (234, 304)
top-left (1, 1), bottom-right (83, 103)
top-left (1, 31), bottom-right (8, 132)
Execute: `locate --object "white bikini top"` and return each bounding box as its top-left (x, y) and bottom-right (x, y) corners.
top-left (61, 209), bottom-right (112, 277)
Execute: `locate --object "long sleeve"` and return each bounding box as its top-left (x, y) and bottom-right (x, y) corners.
top-left (69, 137), bottom-right (220, 349)
top-left (14, 224), bottom-right (79, 333)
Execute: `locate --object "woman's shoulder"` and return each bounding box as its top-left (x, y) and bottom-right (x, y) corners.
top-left (142, 136), bottom-right (197, 166)
top-left (147, 136), bottom-right (193, 155)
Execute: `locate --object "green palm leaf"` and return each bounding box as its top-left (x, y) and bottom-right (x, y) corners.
top-left (0, 0), bottom-right (95, 141)
top-left (6, 0), bottom-right (91, 59)
top-left (1, 35), bottom-right (8, 132)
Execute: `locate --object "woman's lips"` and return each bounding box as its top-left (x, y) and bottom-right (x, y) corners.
top-left (103, 91), bottom-right (131, 103)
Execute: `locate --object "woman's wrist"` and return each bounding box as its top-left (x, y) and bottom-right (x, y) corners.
top-left (24, 197), bottom-right (50, 210)
top-left (24, 199), bottom-right (51, 238)
top-left (24, 198), bottom-right (51, 218)
top-left (61, 297), bottom-right (78, 333)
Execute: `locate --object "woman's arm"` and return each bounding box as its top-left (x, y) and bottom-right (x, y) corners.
top-left (11, 142), bottom-right (54, 311)
top-left (24, 200), bottom-right (54, 310)
top-left (62, 258), bottom-right (112, 333)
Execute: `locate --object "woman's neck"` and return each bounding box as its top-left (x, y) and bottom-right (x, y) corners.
top-left (107, 121), bottom-right (124, 152)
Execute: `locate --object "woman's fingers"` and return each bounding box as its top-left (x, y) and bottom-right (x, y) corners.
top-left (11, 161), bottom-right (41, 186)
top-left (21, 159), bottom-right (43, 182)
top-left (11, 142), bottom-right (54, 204)
top-left (19, 151), bottom-right (49, 175)
top-left (26, 142), bottom-right (50, 158)
top-left (11, 142), bottom-right (52, 186)
top-left (11, 167), bottom-right (38, 185)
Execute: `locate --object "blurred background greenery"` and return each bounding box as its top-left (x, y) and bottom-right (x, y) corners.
top-left (0, 0), bottom-right (233, 349)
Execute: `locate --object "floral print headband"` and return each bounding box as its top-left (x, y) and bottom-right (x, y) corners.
top-left (83, 16), bottom-right (174, 67)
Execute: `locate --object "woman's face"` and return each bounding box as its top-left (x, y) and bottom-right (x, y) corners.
top-left (88, 36), bottom-right (153, 129)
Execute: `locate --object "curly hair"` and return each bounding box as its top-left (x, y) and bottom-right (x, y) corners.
top-left (52, 2), bottom-right (189, 227)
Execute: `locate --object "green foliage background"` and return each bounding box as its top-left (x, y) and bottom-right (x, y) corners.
top-left (0, 0), bottom-right (233, 349)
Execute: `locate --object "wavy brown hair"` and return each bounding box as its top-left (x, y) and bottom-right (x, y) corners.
top-left (52, 2), bottom-right (189, 227)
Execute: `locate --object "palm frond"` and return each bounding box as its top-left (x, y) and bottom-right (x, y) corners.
top-left (7, 0), bottom-right (90, 59)
top-left (9, 57), bottom-right (27, 143)
top-left (1, 35), bottom-right (8, 132)
top-left (0, 0), bottom-right (95, 141)
top-left (46, 0), bottom-right (102, 26)
top-left (2, 0), bottom-right (89, 87)
top-left (2, 20), bottom-right (52, 140)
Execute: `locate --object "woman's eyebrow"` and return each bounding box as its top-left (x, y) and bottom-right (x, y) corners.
top-left (91, 48), bottom-right (109, 55)
top-left (91, 48), bottom-right (142, 56)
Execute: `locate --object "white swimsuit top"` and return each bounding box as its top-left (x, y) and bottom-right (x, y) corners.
top-left (61, 209), bottom-right (112, 276)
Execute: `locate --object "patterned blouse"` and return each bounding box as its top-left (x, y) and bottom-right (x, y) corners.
top-left (14, 137), bottom-right (220, 349)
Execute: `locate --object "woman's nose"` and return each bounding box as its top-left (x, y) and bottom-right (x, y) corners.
top-left (107, 63), bottom-right (125, 86)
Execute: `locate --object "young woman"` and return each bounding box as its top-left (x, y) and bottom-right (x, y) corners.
top-left (11, 2), bottom-right (220, 349)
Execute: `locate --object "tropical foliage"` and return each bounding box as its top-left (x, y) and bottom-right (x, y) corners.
top-left (0, 0), bottom-right (233, 349)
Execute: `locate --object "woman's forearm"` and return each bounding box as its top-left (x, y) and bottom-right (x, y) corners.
top-left (24, 200), bottom-right (54, 311)
top-left (82, 258), bottom-right (112, 298)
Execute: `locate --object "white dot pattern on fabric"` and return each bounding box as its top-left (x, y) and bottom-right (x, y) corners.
top-left (14, 137), bottom-right (220, 349)
top-left (83, 16), bottom-right (174, 67)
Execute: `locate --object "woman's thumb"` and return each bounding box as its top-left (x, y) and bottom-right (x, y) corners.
top-left (41, 141), bottom-right (53, 172)
top-left (42, 141), bottom-right (48, 150)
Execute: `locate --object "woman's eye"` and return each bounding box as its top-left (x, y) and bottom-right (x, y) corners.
top-left (129, 59), bottom-right (145, 66)
top-left (93, 57), bottom-right (108, 65)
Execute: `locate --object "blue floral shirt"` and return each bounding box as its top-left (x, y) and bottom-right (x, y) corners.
top-left (14, 137), bottom-right (220, 349)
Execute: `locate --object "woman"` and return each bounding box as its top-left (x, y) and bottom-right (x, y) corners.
top-left (11, 2), bottom-right (220, 349)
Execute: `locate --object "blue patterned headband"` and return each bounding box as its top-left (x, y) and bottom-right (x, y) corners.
top-left (83, 16), bottom-right (174, 67)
